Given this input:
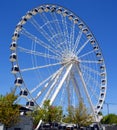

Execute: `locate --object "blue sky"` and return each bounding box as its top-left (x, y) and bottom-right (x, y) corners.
top-left (0, 0), bottom-right (117, 115)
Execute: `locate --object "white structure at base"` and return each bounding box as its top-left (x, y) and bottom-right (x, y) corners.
top-left (0, 115), bottom-right (33, 130)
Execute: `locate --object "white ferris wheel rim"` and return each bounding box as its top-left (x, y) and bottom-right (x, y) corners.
top-left (10, 4), bottom-right (107, 121)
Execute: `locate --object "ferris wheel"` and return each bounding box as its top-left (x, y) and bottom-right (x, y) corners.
top-left (10, 4), bottom-right (107, 122)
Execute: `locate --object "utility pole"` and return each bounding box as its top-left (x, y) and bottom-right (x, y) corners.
top-left (104, 102), bottom-right (109, 115)
top-left (104, 102), bottom-right (117, 115)
top-left (107, 103), bottom-right (109, 115)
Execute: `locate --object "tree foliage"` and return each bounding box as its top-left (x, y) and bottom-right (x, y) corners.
top-left (0, 92), bottom-right (20, 128)
top-left (63, 102), bottom-right (93, 127)
top-left (31, 100), bottom-right (63, 127)
top-left (101, 114), bottom-right (117, 124)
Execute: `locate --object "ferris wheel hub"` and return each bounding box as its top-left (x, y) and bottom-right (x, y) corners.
top-left (61, 50), bottom-right (78, 65)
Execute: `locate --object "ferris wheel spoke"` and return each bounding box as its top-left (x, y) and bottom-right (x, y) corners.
top-left (84, 72), bottom-right (100, 101)
top-left (76, 38), bottom-right (91, 55)
top-left (50, 13), bottom-right (66, 51)
top-left (30, 17), bottom-right (53, 43)
top-left (29, 17), bottom-right (61, 54)
top-left (40, 13), bottom-right (56, 35)
top-left (30, 65), bottom-right (65, 94)
top-left (88, 86), bottom-right (99, 101)
top-left (86, 72), bottom-right (100, 90)
top-left (76, 64), bottom-right (96, 116)
top-left (79, 59), bottom-right (100, 64)
top-left (56, 41), bottom-right (67, 51)
top-left (73, 30), bottom-right (82, 53)
top-left (21, 62), bottom-right (63, 72)
top-left (61, 15), bottom-right (70, 50)
top-left (69, 22), bottom-right (75, 51)
top-left (80, 65), bottom-right (101, 91)
top-left (39, 13), bottom-right (60, 45)
top-left (85, 83), bottom-right (99, 103)
top-left (60, 15), bottom-right (69, 51)
top-left (30, 17), bottom-right (53, 41)
top-left (81, 71), bottom-right (100, 97)
top-left (18, 46), bottom-right (59, 60)
top-left (20, 28), bottom-right (60, 56)
top-left (48, 32), bottom-right (66, 52)
top-left (78, 50), bottom-right (95, 59)
top-left (41, 13), bottom-right (65, 50)
top-left (30, 74), bottom-right (53, 94)
top-left (80, 64), bottom-right (100, 76)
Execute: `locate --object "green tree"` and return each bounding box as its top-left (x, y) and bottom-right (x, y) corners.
top-left (31, 100), bottom-right (63, 127)
top-left (63, 102), bottom-right (93, 127)
top-left (63, 105), bottom-right (74, 123)
top-left (101, 114), bottom-right (117, 124)
top-left (0, 91), bottom-right (20, 129)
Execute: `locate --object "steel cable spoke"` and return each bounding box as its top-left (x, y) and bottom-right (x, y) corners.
top-left (20, 28), bottom-right (60, 56)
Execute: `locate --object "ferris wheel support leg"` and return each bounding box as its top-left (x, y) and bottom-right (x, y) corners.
top-left (40, 70), bottom-right (62, 107)
top-left (76, 64), bottom-right (98, 122)
top-left (35, 119), bottom-right (42, 130)
top-left (71, 74), bottom-right (83, 104)
top-left (50, 63), bottom-right (73, 105)
top-left (65, 74), bottom-right (71, 107)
